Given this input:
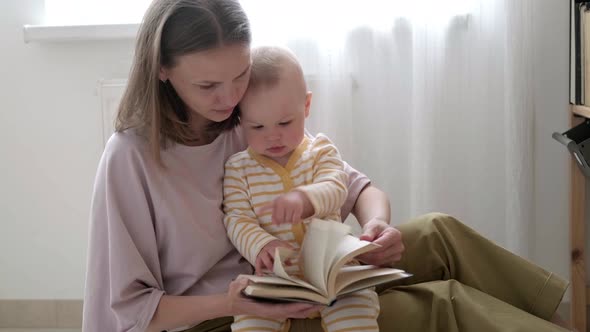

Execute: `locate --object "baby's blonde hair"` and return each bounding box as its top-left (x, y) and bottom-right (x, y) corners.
top-left (247, 46), bottom-right (307, 93)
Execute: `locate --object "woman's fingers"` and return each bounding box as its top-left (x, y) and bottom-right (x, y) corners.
top-left (357, 225), bottom-right (405, 266)
top-left (228, 275), bottom-right (251, 298)
top-left (294, 304), bottom-right (324, 318)
top-left (260, 302), bottom-right (322, 319)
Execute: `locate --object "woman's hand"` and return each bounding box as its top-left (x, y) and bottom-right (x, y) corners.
top-left (227, 276), bottom-right (322, 319)
top-left (357, 218), bottom-right (404, 267)
top-left (255, 240), bottom-right (294, 275)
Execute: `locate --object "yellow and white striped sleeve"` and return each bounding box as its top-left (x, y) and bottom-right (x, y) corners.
top-left (296, 134), bottom-right (349, 219)
top-left (223, 157), bottom-right (278, 266)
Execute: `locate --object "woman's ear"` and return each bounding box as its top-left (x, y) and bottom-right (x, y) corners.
top-left (304, 91), bottom-right (312, 118)
top-left (158, 66), bottom-right (168, 82)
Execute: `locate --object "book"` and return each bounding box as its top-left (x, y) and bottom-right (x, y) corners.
top-left (571, 0), bottom-right (589, 105)
top-left (584, 4), bottom-right (590, 104)
top-left (571, 0), bottom-right (578, 104)
top-left (241, 219), bottom-right (411, 305)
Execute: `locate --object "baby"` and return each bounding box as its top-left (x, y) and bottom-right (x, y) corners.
top-left (223, 46), bottom-right (380, 332)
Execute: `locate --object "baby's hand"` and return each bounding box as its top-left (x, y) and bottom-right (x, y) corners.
top-left (257, 191), bottom-right (310, 225)
top-left (255, 240), bottom-right (294, 275)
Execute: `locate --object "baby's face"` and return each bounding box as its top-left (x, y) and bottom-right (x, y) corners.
top-left (240, 79), bottom-right (310, 164)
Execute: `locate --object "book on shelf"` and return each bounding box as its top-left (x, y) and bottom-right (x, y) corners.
top-left (241, 219), bottom-right (411, 306)
top-left (570, 0), bottom-right (580, 104)
top-left (571, 0), bottom-right (590, 105)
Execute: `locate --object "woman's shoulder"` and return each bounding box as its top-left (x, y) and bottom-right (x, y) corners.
top-left (104, 129), bottom-right (148, 155)
top-left (101, 129), bottom-right (152, 169)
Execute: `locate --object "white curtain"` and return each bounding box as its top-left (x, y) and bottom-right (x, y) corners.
top-left (242, 0), bottom-right (535, 257)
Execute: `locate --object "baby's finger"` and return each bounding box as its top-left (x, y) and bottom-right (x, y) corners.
top-left (254, 259), bottom-right (264, 276)
top-left (293, 206), bottom-right (303, 224)
top-left (285, 209), bottom-right (294, 225)
top-left (257, 204), bottom-right (273, 216)
top-left (262, 254), bottom-right (274, 272)
top-left (273, 205), bottom-right (285, 225)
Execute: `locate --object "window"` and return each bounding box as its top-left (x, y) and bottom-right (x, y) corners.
top-left (34, 0), bottom-right (471, 43)
top-left (43, 0), bottom-right (472, 27)
top-left (44, 0), bottom-right (151, 25)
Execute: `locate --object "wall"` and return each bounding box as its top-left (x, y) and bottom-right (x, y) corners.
top-left (531, 0), bottom-right (572, 289)
top-left (0, 0), bottom-right (133, 299)
top-left (0, 0), bottom-right (573, 300)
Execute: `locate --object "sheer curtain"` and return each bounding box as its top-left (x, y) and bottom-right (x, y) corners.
top-left (243, 0), bottom-right (535, 256)
top-left (45, 0), bottom-right (536, 256)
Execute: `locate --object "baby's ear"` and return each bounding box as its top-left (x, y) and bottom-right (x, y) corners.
top-left (304, 91), bottom-right (312, 117)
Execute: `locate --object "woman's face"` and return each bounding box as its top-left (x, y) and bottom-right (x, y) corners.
top-left (159, 43), bottom-right (251, 126)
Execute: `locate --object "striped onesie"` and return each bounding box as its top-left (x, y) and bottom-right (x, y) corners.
top-left (223, 133), bottom-right (380, 332)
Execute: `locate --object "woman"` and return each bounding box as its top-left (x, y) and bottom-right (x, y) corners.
top-left (82, 0), bottom-right (568, 331)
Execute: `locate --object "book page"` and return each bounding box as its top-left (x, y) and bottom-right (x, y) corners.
top-left (245, 274), bottom-right (303, 287)
top-left (337, 271), bottom-right (412, 296)
top-left (334, 265), bottom-right (408, 294)
top-left (325, 235), bottom-right (378, 296)
top-left (271, 247), bottom-right (321, 294)
top-left (243, 283), bottom-right (330, 305)
top-left (300, 219), bottom-right (351, 296)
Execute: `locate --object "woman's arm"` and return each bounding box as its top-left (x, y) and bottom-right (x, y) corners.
top-left (147, 277), bottom-right (322, 332)
top-left (353, 185), bottom-right (405, 267)
top-left (147, 294), bottom-right (228, 332)
top-left (352, 184), bottom-right (391, 227)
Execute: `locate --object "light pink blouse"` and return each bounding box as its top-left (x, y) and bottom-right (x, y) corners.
top-left (82, 127), bottom-right (370, 332)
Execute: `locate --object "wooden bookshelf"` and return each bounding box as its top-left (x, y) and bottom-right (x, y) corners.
top-left (569, 105), bottom-right (587, 332)
top-left (572, 104), bottom-right (590, 118)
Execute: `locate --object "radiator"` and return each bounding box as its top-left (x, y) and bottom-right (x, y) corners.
top-left (96, 79), bottom-right (127, 147)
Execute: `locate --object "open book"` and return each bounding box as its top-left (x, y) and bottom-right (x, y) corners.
top-left (241, 219), bottom-right (411, 305)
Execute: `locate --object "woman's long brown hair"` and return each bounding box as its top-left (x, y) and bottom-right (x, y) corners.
top-left (115, 0), bottom-right (250, 165)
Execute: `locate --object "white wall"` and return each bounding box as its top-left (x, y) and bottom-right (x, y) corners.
top-left (532, 0), bottom-right (571, 290)
top-left (0, 0), bottom-right (133, 299)
top-left (0, 0), bottom-right (574, 300)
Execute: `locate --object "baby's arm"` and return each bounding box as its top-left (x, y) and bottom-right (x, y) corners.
top-left (294, 134), bottom-right (348, 219)
top-left (223, 157), bottom-right (279, 267)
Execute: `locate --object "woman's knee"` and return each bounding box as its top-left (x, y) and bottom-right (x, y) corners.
top-left (410, 212), bottom-right (464, 232)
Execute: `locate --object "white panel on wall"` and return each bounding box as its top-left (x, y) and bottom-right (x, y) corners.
top-left (97, 79), bottom-right (127, 146)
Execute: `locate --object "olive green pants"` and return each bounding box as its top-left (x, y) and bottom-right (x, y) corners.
top-left (185, 213), bottom-right (569, 332)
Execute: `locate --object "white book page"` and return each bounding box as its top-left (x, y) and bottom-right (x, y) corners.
top-left (334, 266), bottom-right (406, 293)
top-left (337, 272), bottom-right (412, 296)
top-left (325, 235), bottom-right (378, 296)
top-left (272, 247), bottom-right (321, 294)
top-left (245, 274), bottom-right (302, 287)
top-left (244, 284), bottom-right (330, 305)
top-left (300, 219), bottom-right (351, 296)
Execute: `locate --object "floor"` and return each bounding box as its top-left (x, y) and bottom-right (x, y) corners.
top-left (0, 304), bottom-right (572, 332)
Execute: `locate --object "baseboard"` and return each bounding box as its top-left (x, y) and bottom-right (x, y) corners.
top-left (0, 299), bottom-right (82, 328)
top-left (555, 301), bottom-right (590, 330)
top-left (556, 301), bottom-right (570, 319)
